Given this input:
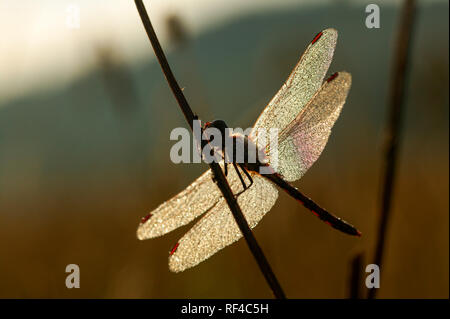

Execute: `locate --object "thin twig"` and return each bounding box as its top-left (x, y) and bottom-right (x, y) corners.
top-left (134, 0), bottom-right (285, 299)
top-left (369, 0), bottom-right (416, 299)
top-left (349, 253), bottom-right (364, 299)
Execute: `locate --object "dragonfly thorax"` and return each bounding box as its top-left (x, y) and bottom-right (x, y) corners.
top-left (203, 120), bottom-right (268, 169)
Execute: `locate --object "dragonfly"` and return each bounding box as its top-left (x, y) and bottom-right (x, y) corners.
top-left (138, 28), bottom-right (360, 273)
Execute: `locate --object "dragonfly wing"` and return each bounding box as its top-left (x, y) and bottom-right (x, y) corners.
top-left (273, 72), bottom-right (352, 182)
top-left (137, 169), bottom-right (222, 239)
top-left (168, 169), bottom-right (278, 272)
top-left (251, 28), bottom-right (337, 138)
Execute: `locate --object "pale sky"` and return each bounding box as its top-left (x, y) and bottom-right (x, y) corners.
top-left (0, 0), bottom-right (441, 105)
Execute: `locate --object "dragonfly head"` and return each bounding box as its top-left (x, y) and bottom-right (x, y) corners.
top-left (204, 119), bottom-right (229, 137)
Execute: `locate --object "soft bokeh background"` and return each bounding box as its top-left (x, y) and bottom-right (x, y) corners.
top-left (0, 0), bottom-right (448, 298)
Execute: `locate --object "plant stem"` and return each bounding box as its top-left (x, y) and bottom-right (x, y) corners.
top-left (349, 253), bottom-right (364, 299)
top-left (134, 0), bottom-right (285, 299)
top-left (369, 0), bottom-right (416, 299)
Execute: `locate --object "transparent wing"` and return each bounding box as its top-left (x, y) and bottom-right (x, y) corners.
top-left (251, 28), bottom-right (337, 139)
top-left (168, 169), bottom-right (279, 272)
top-left (137, 169), bottom-right (222, 239)
top-left (270, 72), bottom-right (352, 182)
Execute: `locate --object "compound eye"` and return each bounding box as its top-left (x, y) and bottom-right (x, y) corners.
top-left (204, 121), bottom-right (212, 129)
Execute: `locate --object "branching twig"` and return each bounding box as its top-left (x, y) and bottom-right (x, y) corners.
top-left (369, 0), bottom-right (416, 299)
top-left (134, 0), bottom-right (285, 299)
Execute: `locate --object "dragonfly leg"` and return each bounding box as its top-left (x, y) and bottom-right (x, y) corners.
top-left (232, 162), bottom-right (247, 192)
top-left (224, 162), bottom-right (228, 176)
top-left (238, 163), bottom-right (253, 189)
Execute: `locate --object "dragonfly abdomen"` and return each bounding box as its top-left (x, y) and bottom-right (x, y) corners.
top-left (264, 173), bottom-right (361, 237)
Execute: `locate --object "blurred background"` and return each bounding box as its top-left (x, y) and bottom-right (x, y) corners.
top-left (0, 0), bottom-right (448, 298)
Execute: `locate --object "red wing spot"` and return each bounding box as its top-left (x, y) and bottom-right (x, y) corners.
top-left (140, 213), bottom-right (152, 224)
top-left (327, 72), bottom-right (339, 83)
top-left (324, 221), bottom-right (332, 227)
top-left (311, 31), bottom-right (323, 44)
top-left (311, 210), bottom-right (319, 217)
top-left (170, 242), bottom-right (180, 255)
top-left (356, 230), bottom-right (362, 237)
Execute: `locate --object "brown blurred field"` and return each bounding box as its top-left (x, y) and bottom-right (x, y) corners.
top-left (0, 128), bottom-right (447, 298)
top-left (0, 2), bottom-right (448, 298)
